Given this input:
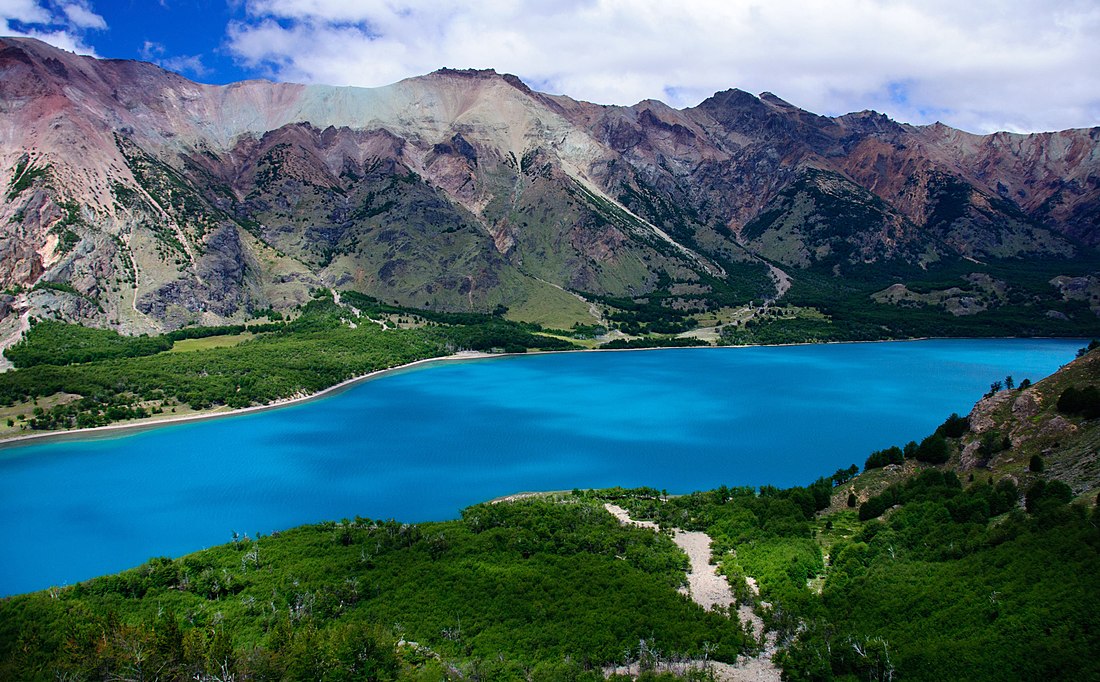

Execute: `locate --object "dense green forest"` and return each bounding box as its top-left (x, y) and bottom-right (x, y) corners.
top-left (2, 468), bottom-right (1096, 680)
top-left (779, 258), bottom-right (1100, 341)
top-left (787, 489), bottom-right (1098, 680)
top-left (0, 292), bottom-right (576, 432)
top-left (0, 495), bottom-right (746, 681)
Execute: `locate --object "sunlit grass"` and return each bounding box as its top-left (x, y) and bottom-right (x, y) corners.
top-left (168, 332), bottom-right (254, 353)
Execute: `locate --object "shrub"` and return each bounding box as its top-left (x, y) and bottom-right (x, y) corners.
top-left (1024, 480), bottom-right (1073, 513)
top-left (1056, 385), bottom-right (1100, 419)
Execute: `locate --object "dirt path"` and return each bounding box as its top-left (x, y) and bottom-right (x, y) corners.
top-left (606, 504), bottom-right (734, 610)
top-left (728, 572), bottom-right (780, 682)
top-left (604, 504), bottom-right (781, 682)
top-left (765, 263), bottom-right (792, 302)
top-left (675, 529), bottom-right (736, 611)
top-left (331, 287), bottom-right (369, 328)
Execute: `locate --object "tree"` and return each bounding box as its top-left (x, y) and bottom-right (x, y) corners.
top-left (847, 493), bottom-right (857, 508)
top-left (865, 446), bottom-right (904, 470)
top-left (1004, 375), bottom-right (1015, 390)
top-left (1025, 480), bottom-right (1073, 513)
top-left (914, 433), bottom-right (950, 464)
top-left (1029, 454), bottom-right (1044, 472)
top-left (979, 431), bottom-right (1010, 458)
top-left (937, 413), bottom-right (969, 439)
top-left (832, 464), bottom-right (859, 486)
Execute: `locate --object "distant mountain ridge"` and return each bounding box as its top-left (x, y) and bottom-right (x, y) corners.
top-left (1, 36), bottom-right (1098, 335)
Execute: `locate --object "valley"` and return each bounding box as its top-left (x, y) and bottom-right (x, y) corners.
top-left (1, 31), bottom-right (1099, 682)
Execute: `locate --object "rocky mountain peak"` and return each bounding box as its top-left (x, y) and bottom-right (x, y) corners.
top-left (758, 91), bottom-right (795, 108)
top-left (0, 37), bottom-right (1096, 338)
top-left (431, 67), bottom-right (498, 77)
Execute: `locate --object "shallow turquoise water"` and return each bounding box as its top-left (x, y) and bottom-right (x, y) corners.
top-left (0, 339), bottom-right (1084, 595)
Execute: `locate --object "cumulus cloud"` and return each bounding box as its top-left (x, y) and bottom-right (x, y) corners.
top-left (61, 2), bottom-right (105, 30)
top-left (225, 0), bottom-right (1100, 134)
top-left (0, 0), bottom-right (51, 23)
top-left (0, 0), bottom-right (105, 54)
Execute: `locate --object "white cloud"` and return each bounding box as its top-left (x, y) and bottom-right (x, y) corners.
top-left (225, 0), bottom-right (1100, 134)
top-left (0, 0), bottom-right (51, 23)
top-left (158, 53), bottom-right (209, 77)
top-left (0, 0), bottom-right (105, 55)
top-left (61, 2), bottom-right (105, 30)
top-left (141, 40), bottom-right (210, 78)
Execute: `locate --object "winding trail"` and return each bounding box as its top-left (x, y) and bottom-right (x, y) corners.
top-left (604, 504), bottom-right (781, 682)
top-left (331, 287), bottom-right (367, 328)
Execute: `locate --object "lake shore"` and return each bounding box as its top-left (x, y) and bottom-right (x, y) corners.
top-left (0, 336), bottom-right (1082, 449)
top-left (0, 337), bottom-right (1083, 595)
top-left (0, 349), bottom-right (498, 448)
top-left (0, 340), bottom-right (895, 448)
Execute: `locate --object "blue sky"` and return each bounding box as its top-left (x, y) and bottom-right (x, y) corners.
top-left (2, 0), bottom-right (1099, 135)
top-left (4, 1), bottom-right (252, 83)
top-left (95, 1), bottom-right (245, 82)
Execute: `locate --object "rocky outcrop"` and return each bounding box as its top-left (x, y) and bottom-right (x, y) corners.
top-left (956, 350), bottom-right (1100, 496)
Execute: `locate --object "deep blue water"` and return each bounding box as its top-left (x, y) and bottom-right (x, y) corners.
top-left (0, 339), bottom-right (1084, 595)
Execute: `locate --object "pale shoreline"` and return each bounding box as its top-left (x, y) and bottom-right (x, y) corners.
top-left (0, 350), bottom-right (499, 448)
top-left (0, 335), bottom-right (1083, 449)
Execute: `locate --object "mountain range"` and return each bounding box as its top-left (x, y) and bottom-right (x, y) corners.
top-left (1, 36), bottom-right (1098, 336)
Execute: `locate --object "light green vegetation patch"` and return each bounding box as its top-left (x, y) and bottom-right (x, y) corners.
top-left (169, 332), bottom-right (254, 353)
top-left (504, 282), bottom-right (597, 329)
top-left (871, 273), bottom-right (1010, 317)
top-left (535, 331), bottom-right (602, 349)
top-left (0, 392), bottom-right (81, 436)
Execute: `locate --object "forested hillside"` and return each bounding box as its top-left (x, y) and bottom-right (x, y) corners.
top-left (0, 290), bottom-right (576, 435)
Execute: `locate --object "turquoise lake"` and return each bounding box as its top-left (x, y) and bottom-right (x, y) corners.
top-left (0, 338), bottom-right (1085, 595)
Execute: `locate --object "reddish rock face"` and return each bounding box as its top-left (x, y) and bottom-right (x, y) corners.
top-left (0, 36), bottom-right (1097, 333)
